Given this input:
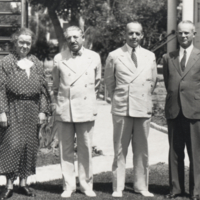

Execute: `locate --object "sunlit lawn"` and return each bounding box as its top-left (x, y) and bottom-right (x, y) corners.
top-left (0, 163), bottom-right (191, 200)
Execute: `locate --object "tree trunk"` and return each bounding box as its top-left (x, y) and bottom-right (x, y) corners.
top-left (35, 12), bottom-right (39, 39)
top-left (79, 15), bottom-right (85, 31)
top-left (48, 9), bottom-right (65, 51)
top-left (70, 7), bottom-right (79, 26)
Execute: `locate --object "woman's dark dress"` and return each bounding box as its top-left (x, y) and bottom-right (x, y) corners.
top-left (0, 52), bottom-right (50, 181)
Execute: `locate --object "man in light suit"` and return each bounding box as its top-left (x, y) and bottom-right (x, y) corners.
top-left (163, 20), bottom-right (200, 200)
top-left (105, 22), bottom-right (157, 197)
top-left (50, 47), bottom-right (69, 149)
top-left (52, 26), bottom-right (101, 198)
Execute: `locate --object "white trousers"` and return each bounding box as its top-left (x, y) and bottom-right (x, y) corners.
top-left (56, 121), bottom-right (94, 192)
top-left (112, 115), bottom-right (151, 192)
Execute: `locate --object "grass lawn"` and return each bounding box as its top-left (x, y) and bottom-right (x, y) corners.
top-left (1, 163), bottom-right (190, 200)
top-left (36, 148), bottom-right (101, 167)
top-left (37, 149), bottom-right (60, 167)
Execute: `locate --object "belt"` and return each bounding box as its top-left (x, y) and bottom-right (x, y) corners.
top-left (8, 94), bottom-right (39, 101)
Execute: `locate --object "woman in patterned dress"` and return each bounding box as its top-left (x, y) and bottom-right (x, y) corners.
top-left (0, 28), bottom-right (50, 199)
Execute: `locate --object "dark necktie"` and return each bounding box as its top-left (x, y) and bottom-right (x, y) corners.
top-left (131, 48), bottom-right (137, 68)
top-left (180, 50), bottom-right (187, 72)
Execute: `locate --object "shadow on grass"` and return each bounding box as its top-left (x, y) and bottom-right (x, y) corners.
top-left (0, 162), bottom-right (191, 200)
top-left (93, 182), bottom-right (112, 194)
top-left (125, 182), bottom-right (169, 196)
top-left (31, 179), bottom-right (63, 194)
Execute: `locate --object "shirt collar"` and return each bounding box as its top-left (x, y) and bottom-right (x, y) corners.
top-left (71, 46), bottom-right (84, 57)
top-left (179, 44), bottom-right (193, 55)
top-left (126, 43), bottom-right (140, 54)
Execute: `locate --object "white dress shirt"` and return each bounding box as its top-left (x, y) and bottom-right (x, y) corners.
top-left (70, 46), bottom-right (84, 71)
top-left (126, 43), bottom-right (141, 56)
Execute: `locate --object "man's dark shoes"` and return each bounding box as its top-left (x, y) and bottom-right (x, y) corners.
top-left (0, 188), bottom-right (13, 200)
top-left (18, 186), bottom-right (36, 197)
top-left (165, 193), bottom-right (184, 199)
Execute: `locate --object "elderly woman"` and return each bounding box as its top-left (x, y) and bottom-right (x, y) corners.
top-left (0, 28), bottom-right (50, 200)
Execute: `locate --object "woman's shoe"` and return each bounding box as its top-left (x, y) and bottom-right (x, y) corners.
top-left (0, 188), bottom-right (13, 200)
top-left (18, 186), bottom-right (36, 197)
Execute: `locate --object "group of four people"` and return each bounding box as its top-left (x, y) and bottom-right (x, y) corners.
top-left (0, 19), bottom-right (198, 200)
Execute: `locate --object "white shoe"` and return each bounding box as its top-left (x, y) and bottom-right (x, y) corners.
top-left (84, 190), bottom-right (96, 197)
top-left (139, 191), bottom-right (154, 197)
top-left (61, 190), bottom-right (73, 198)
top-left (112, 191), bottom-right (123, 197)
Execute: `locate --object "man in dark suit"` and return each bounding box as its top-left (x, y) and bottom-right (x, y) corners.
top-left (163, 20), bottom-right (200, 200)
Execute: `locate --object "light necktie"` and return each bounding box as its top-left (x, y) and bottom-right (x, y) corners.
top-left (181, 50), bottom-right (187, 72)
top-left (131, 48), bottom-right (137, 68)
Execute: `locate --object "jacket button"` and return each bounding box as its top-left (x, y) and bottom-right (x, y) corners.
top-left (85, 84), bottom-right (87, 87)
top-left (85, 72), bottom-right (88, 75)
top-left (84, 97), bottom-right (87, 100)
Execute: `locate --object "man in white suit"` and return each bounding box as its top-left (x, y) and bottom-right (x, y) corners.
top-left (105, 22), bottom-right (157, 197)
top-left (52, 26), bottom-right (101, 198)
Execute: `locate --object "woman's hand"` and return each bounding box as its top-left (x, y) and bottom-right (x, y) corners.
top-left (0, 112), bottom-right (7, 127)
top-left (38, 113), bottom-right (46, 124)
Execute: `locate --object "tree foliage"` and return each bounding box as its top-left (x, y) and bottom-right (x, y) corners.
top-left (29, 0), bottom-right (167, 63)
top-left (0, 2), bottom-right (21, 52)
top-left (29, 0), bottom-right (88, 49)
top-left (0, 0), bottom-right (168, 62)
top-left (82, 0), bottom-right (167, 64)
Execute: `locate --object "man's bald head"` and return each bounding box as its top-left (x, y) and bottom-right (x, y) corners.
top-left (126, 22), bottom-right (143, 33)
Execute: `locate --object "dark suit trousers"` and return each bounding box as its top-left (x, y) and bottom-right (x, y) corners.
top-left (167, 112), bottom-right (200, 196)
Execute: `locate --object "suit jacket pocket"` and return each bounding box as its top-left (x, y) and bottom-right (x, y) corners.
top-left (129, 83), bottom-right (152, 114)
top-left (113, 85), bottom-right (128, 106)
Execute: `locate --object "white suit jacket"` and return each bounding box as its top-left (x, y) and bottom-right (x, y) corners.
top-left (52, 48), bottom-right (101, 122)
top-left (105, 44), bottom-right (157, 118)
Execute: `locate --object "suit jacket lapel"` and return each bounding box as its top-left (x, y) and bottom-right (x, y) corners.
top-left (62, 49), bottom-right (77, 73)
top-left (169, 50), bottom-right (182, 76)
top-left (118, 45), bottom-right (136, 73)
top-left (62, 58), bottom-right (76, 73)
top-left (129, 47), bottom-right (149, 82)
top-left (182, 47), bottom-right (200, 78)
top-left (118, 46), bottom-right (154, 82)
top-left (70, 50), bottom-right (92, 86)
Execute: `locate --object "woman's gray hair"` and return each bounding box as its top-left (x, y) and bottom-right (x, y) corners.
top-left (11, 27), bottom-right (36, 45)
